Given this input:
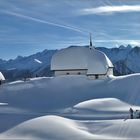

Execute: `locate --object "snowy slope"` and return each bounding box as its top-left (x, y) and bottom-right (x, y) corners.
top-left (0, 115), bottom-right (108, 140)
top-left (0, 70), bottom-right (140, 139)
top-left (1, 115), bottom-right (140, 140)
top-left (82, 119), bottom-right (140, 139)
top-left (0, 115), bottom-right (140, 140)
top-left (1, 74), bottom-right (140, 112)
top-left (74, 98), bottom-right (140, 112)
top-left (69, 98), bottom-right (140, 120)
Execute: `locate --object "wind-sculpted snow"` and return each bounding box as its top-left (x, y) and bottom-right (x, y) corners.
top-left (1, 115), bottom-right (140, 140)
top-left (0, 74), bottom-right (140, 139)
top-left (1, 74), bottom-right (140, 111)
top-left (0, 115), bottom-right (107, 140)
top-left (74, 98), bottom-right (140, 112)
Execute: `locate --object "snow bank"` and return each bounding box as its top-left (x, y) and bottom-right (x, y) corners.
top-left (64, 98), bottom-right (140, 120)
top-left (1, 74), bottom-right (140, 112)
top-left (74, 98), bottom-right (140, 112)
top-left (0, 74), bottom-right (140, 139)
top-left (0, 115), bottom-right (108, 140)
top-left (1, 115), bottom-right (140, 140)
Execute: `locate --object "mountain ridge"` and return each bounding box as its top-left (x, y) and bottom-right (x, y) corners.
top-left (0, 45), bottom-right (140, 81)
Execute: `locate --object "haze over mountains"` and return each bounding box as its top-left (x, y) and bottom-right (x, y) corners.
top-left (0, 45), bottom-right (140, 81)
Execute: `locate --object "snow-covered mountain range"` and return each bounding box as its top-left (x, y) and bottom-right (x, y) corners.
top-left (0, 45), bottom-right (140, 81)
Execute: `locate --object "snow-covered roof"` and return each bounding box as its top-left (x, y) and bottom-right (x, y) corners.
top-left (0, 72), bottom-right (5, 80)
top-left (51, 46), bottom-right (113, 75)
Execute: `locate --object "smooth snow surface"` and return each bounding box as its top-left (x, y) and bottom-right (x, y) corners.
top-left (1, 115), bottom-right (140, 140)
top-left (74, 98), bottom-right (140, 111)
top-left (0, 74), bottom-right (140, 139)
top-left (1, 115), bottom-right (108, 140)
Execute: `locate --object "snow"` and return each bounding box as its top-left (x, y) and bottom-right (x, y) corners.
top-left (81, 119), bottom-right (140, 139)
top-left (0, 115), bottom-right (111, 140)
top-left (74, 98), bottom-right (140, 112)
top-left (9, 80), bottom-right (24, 84)
top-left (51, 46), bottom-right (113, 74)
top-left (34, 59), bottom-right (42, 64)
top-left (0, 72), bottom-right (5, 80)
top-left (7, 68), bottom-right (16, 71)
top-left (0, 103), bottom-right (8, 106)
top-left (0, 74), bottom-right (140, 139)
top-left (1, 116), bottom-right (140, 140)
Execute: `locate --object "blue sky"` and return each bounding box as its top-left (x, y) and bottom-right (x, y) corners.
top-left (0, 0), bottom-right (140, 59)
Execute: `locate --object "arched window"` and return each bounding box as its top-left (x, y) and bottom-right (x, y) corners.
top-left (66, 72), bottom-right (70, 75)
top-left (78, 72), bottom-right (81, 75)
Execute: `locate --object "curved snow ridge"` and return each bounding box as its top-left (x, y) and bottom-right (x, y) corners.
top-left (74, 98), bottom-right (140, 112)
top-left (0, 115), bottom-right (109, 140)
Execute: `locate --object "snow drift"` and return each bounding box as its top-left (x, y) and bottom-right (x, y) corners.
top-left (0, 74), bottom-right (140, 112)
top-left (0, 115), bottom-right (106, 140)
top-left (1, 115), bottom-right (140, 140)
top-left (74, 98), bottom-right (140, 112)
top-left (0, 74), bottom-right (140, 139)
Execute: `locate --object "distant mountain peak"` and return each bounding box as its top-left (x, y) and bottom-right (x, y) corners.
top-left (127, 44), bottom-right (132, 49)
top-left (16, 55), bottom-right (24, 60)
top-left (119, 45), bottom-right (126, 49)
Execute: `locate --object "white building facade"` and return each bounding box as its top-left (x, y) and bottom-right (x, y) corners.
top-left (51, 46), bottom-right (113, 79)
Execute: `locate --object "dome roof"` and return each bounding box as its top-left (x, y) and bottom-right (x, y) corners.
top-left (51, 46), bottom-right (113, 75)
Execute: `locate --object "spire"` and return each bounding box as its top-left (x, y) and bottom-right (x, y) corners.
top-left (89, 33), bottom-right (93, 48)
